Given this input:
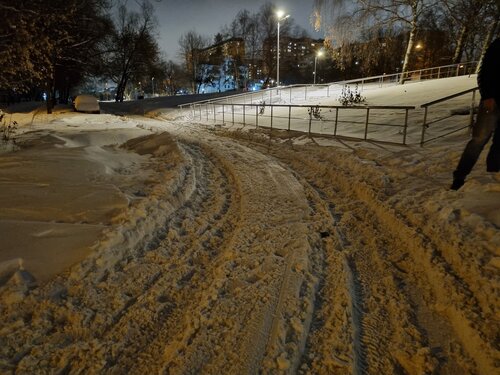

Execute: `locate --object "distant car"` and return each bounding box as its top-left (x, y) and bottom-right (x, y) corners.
top-left (73, 95), bottom-right (100, 114)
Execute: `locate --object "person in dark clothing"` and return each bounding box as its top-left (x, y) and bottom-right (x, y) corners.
top-left (451, 38), bottom-right (500, 190)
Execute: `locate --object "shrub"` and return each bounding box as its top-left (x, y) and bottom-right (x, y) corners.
top-left (338, 84), bottom-right (366, 106)
top-left (0, 110), bottom-right (18, 143)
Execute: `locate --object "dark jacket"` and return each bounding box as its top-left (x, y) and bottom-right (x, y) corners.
top-left (477, 38), bottom-right (500, 104)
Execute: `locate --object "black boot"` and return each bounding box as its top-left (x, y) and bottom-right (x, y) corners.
top-left (450, 178), bottom-right (465, 190)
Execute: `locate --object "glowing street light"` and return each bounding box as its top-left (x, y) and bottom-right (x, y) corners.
top-left (314, 50), bottom-right (324, 85)
top-left (276, 10), bottom-right (290, 87)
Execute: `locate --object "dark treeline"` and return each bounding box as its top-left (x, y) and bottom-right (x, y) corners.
top-left (313, 0), bottom-right (500, 82)
top-left (0, 0), bottom-right (168, 112)
top-left (2, 0), bottom-right (498, 112)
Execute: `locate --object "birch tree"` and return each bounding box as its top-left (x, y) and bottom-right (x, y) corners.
top-left (475, 0), bottom-right (500, 72)
top-left (441, 0), bottom-right (490, 64)
top-left (313, 0), bottom-right (437, 83)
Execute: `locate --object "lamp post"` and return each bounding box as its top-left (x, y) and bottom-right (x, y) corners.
top-left (152, 77), bottom-right (155, 97)
top-left (314, 50), bottom-right (324, 85)
top-left (276, 10), bottom-right (289, 87)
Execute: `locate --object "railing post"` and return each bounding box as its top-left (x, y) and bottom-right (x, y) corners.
top-left (288, 106), bottom-right (291, 131)
top-left (437, 67), bottom-right (441, 79)
top-left (403, 109), bottom-right (409, 145)
top-left (334, 107), bottom-right (339, 136)
top-left (206, 104), bottom-right (209, 121)
top-left (327, 85), bottom-right (330, 97)
top-left (469, 90), bottom-right (476, 131)
top-left (308, 107), bottom-right (312, 135)
top-left (289, 87), bottom-right (292, 103)
top-left (364, 108), bottom-right (370, 140)
top-left (243, 104), bottom-right (246, 125)
top-left (199, 105), bottom-right (202, 120)
top-left (305, 86), bottom-right (308, 100)
top-left (256, 105), bottom-right (259, 128)
top-left (214, 104), bottom-right (216, 122)
top-left (232, 104), bottom-right (234, 125)
top-left (420, 107), bottom-right (428, 147)
top-left (222, 104), bottom-right (225, 124)
top-left (270, 105), bottom-right (273, 130)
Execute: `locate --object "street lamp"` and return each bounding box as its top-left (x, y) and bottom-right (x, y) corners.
top-left (151, 77), bottom-right (155, 97)
top-left (314, 50), bottom-right (324, 85)
top-left (276, 10), bottom-right (289, 87)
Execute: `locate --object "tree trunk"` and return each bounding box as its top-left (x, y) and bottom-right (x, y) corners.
top-left (116, 73), bottom-right (128, 102)
top-left (46, 92), bottom-right (53, 114)
top-left (475, 14), bottom-right (499, 74)
top-left (399, 17), bottom-right (417, 84)
top-left (452, 24), bottom-right (468, 64)
top-left (46, 54), bottom-right (57, 114)
top-left (46, 78), bottom-right (54, 114)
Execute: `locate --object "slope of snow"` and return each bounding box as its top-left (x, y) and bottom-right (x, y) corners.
top-left (0, 77), bottom-right (497, 374)
top-left (190, 75), bottom-right (478, 145)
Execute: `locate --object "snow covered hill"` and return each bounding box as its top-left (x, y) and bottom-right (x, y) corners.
top-left (0, 76), bottom-right (498, 374)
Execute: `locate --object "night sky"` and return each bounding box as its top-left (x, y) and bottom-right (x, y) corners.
top-left (148, 0), bottom-right (322, 61)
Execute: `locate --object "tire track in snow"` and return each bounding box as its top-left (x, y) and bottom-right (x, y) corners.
top-left (219, 134), bottom-right (439, 374)
top-left (280, 176), bottom-right (365, 374)
top-left (107, 140), bottom-right (241, 373)
top-left (140, 132), bottom-right (316, 374)
top-left (1, 137), bottom-right (240, 374)
top-left (239, 133), bottom-right (496, 374)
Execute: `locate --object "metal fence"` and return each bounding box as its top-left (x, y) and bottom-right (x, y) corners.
top-left (179, 61), bottom-right (479, 108)
top-left (190, 102), bottom-right (415, 145)
top-left (420, 87), bottom-right (479, 146)
top-left (178, 61), bottom-right (480, 147)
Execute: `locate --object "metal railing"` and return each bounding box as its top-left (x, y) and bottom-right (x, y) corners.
top-left (176, 62), bottom-right (480, 147)
top-left (189, 102), bottom-right (415, 145)
top-left (420, 87), bottom-right (479, 146)
top-left (178, 61), bottom-right (478, 109)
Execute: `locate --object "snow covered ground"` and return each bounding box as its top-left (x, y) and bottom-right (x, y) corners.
top-left (0, 77), bottom-right (498, 374)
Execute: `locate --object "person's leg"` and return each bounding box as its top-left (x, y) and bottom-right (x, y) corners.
top-left (486, 118), bottom-right (500, 172)
top-left (451, 102), bottom-right (497, 189)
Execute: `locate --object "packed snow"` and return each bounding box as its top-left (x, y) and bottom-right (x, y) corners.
top-left (0, 76), bottom-right (498, 374)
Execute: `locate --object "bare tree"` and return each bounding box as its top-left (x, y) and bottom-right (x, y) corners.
top-left (0, 0), bottom-right (112, 112)
top-left (475, 0), bottom-right (500, 72)
top-left (178, 31), bottom-right (208, 92)
top-left (313, 0), bottom-right (438, 83)
top-left (441, 0), bottom-right (489, 64)
top-left (104, 0), bottom-right (161, 102)
top-left (257, 2), bottom-right (294, 84)
top-left (228, 10), bottom-right (261, 73)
